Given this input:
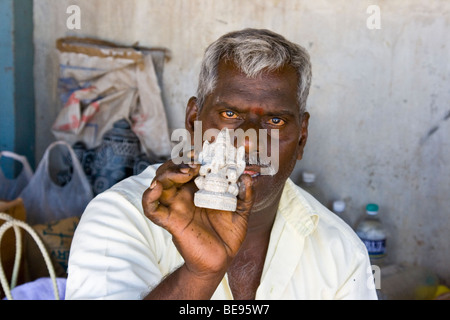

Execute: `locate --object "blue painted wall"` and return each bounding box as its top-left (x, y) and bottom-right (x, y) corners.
top-left (0, 0), bottom-right (35, 177)
top-left (0, 0), bottom-right (15, 154)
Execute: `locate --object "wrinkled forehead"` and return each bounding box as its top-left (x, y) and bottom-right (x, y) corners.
top-left (212, 60), bottom-right (300, 109)
top-left (216, 59), bottom-right (298, 83)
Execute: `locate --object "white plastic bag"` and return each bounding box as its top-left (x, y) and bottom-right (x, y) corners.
top-left (19, 141), bottom-right (93, 225)
top-left (0, 151), bottom-right (34, 201)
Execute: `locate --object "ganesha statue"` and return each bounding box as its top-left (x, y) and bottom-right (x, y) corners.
top-left (194, 128), bottom-right (245, 211)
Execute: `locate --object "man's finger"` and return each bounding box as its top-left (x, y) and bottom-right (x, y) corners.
top-left (156, 163), bottom-right (200, 189)
top-left (142, 180), bottom-right (169, 226)
top-left (235, 174), bottom-right (254, 217)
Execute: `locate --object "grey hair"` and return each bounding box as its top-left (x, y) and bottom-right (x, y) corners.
top-left (196, 28), bottom-right (312, 114)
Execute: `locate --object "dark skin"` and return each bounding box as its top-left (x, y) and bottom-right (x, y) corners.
top-left (142, 60), bottom-right (309, 300)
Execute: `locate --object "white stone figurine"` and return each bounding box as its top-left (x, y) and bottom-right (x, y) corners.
top-left (194, 128), bottom-right (246, 211)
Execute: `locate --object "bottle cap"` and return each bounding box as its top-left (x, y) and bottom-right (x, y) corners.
top-left (332, 200), bottom-right (346, 213)
top-left (302, 172), bottom-right (316, 183)
top-left (366, 203), bottom-right (379, 215)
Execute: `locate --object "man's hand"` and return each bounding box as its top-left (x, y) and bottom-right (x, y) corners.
top-left (142, 160), bottom-right (254, 295)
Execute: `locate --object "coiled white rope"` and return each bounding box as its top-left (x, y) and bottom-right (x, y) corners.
top-left (0, 213), bottom-right (60, 300)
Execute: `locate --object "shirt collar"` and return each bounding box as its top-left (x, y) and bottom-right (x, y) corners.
top-left (277, 178), bottom-right (319, 237)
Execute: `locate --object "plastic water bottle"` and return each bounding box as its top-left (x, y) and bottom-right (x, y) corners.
top-left (299, 171), bottom-right (326, 205)
top-left (332, 200), bottom-right (351, 226)
top-left (355, 203), bottom-right (387, 265)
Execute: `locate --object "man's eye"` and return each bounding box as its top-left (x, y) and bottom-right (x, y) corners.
top-left (268, 117), bottom-right (285, 126)
top-left (221, 111), bottom-right (238, 119)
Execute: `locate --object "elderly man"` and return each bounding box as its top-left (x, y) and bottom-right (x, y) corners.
top-left (66, 29), bottom-right (377, 300)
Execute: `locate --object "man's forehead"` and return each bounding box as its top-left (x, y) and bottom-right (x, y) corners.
top-left (211, 60), bottom-right (299, 108)
top-left (216, 59), bottom-right (298, 82)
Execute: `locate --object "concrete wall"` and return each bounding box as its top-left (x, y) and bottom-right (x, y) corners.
top-left (33, 0), bottom-right (450, 283)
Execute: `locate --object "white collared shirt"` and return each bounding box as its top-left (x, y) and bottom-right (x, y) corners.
top-left (65, 165), bottom-right (378, 300)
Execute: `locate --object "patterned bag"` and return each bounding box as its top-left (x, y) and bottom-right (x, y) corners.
top-left (52, 37), bottom-right (172, 159)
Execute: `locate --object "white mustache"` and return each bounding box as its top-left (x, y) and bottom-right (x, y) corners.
top-left (245, 153), bottom-right (271, 167)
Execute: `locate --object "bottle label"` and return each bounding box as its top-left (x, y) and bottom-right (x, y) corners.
top-left (360, 238), bottom-right (386, 258)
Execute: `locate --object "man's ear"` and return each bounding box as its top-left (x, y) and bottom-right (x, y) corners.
top-left (297, 112), bottom-right (310, 160)
top-left (185, 97), bottom-right (199, 142)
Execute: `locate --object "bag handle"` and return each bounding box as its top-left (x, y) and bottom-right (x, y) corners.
top-left (0, 151), bottom-right (33, 180)
top-left (0, 213), bottom-right (60, 300)
top-left (41, 140), bottom-right (89, 190)
top-left (56, 36), bottom-right (144, 62)
top-left (56, 36), bottom-right (171, 61)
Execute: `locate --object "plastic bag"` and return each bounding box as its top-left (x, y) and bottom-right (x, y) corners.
top-left (52, 37), bottom-right (172, 159)
top-left (0, 151), bottom-right (34, 201)
top-left (19, 141), bottom-right (93, 225)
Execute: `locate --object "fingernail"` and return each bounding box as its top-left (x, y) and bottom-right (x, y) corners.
top-left (180, 167), bottom-right (190, 174)
top-left (150, 180), bottom-right (157, 189)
